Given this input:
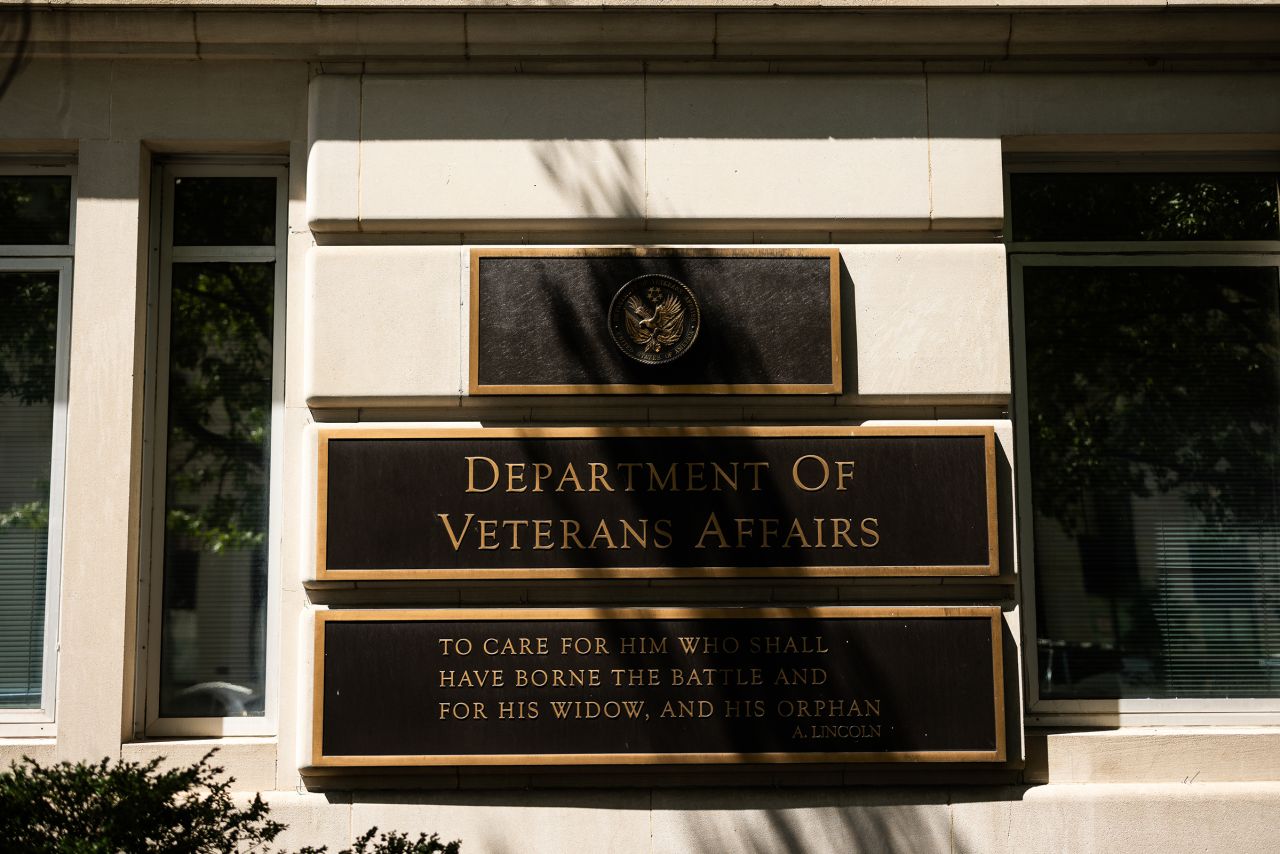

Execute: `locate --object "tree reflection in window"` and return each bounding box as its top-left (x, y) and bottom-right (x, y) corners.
top-left (1012, 173), bottom-right (1279, 243)
top-left (158, 262), bottom-right (273, 717)
top-left (1014, 167), bottom-right (1280, 700)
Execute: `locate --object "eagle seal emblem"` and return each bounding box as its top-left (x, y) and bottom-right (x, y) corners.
top-left (608, 274), bottom-right (701, 365)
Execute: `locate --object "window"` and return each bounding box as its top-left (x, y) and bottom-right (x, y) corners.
top-left (141, 164), bottom-right (285, 735)
top-left (1010, 163), bottom-right (1280, 720)
top-left (0, 166), bottom-right (74, 731)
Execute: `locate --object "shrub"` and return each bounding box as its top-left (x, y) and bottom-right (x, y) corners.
top-left (0, 752), bottom-right (459, 854)
top-left (343, 829), bottom-right (460, 854)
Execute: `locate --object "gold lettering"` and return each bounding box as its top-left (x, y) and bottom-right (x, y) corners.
top-left (760, 517), bottom-right (779, 548)
top-left (653, 518), bottom-right (674, 549)
top-left (439, 669), bottom-right (504, 689)
top-left (556, 462), bottom-right (583, 492)
top-left (588, 462), bottom-right (615, 492)
top-left (694, 512), bottom-right (728, 549)
top-left (743, 461), bottom-right (769, 491)
top-left (588, 519), bottom-right (618, 550)
top-left (498, 700), bottom-right (539, 719)
top-left (465, 456), bottom-right (500, 493)
top-left (617, 462), bottom-right (642, 492)
top-left (619, 518), bottom-right (647, 549)
top-left (532, 519), bottom-right (554, 549)
top-left (860, 517), bottom-right (881, 548)
top-left (610, 667), bottom-right (661, 686)
top-left (685, 462), bottom-right (706, 492)
top-left (559, 636), bottom-right (609, 655)
top-left (832, 517), bottom-right (857, 548)
top-left (792, 454), bottom-right (829, 491)
top-left (476, 518), bottom-right (499, 549)
top-left (436, 513), bottom-right (475, 551)
top-left (505, 462), bottom-right (527, 492)
top-left (531, 462), bottom-right (552, 493)
top-left (561, 518), bottom-right (585, 549)
top-left (710, 462), bottom-right (738, 492)
top-left (784, 518), bottom-right (812, 549)
top-left (647, 462), bottom-right (678, 492)
top-left (836, 459), bottom-right (856, 491)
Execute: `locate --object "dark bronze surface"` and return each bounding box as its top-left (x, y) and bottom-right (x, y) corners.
top-left (315, 608), bottom-right (1004, 765)
top-left (318, 427), bottom-right (997, 578)
top-left (471, 249), bottom-right (839, 393)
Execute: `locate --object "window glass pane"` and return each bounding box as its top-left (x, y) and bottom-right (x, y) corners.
top-left (1025, 265), bottom-right (1280, 699)
top-left (159, 262), bottom-right (273, 717)
top-left (0, 271), bottom-right (59, 709)
top-left (1011, 173), bottom-right (1280, 242)
top-left (172, 177), bottom-right (276, 247)
top-left (0, 176), bottom-right (72, 245)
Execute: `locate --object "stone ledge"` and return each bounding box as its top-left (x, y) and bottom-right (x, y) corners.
top-left (1026, 727), bottom-right (1280, 784)
top-left (26, 0), bottom-right (1280, 9)
top-left (121, 738), bottom-right (279, 791)
top-left (10, 8), bottom-right (1280, 62)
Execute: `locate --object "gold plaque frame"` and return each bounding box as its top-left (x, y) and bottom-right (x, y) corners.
top-left (309, 606), bottom-right (1007, 768)
top-left (467, 247), bottom-right (843, 395)
top-left (314, 425), bottom-right (1000, 581)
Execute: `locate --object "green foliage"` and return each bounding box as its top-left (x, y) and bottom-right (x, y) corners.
top-left (0, 752), bottom-right (461, 854)
top-left (1011, 172), bottom-right (1279, 243)
top-left (163, 262), bottom-right (275, 557)
top-left (0, 751), bottom-right (284, 854)
top-left (0, 496), bottom-right (48, 530)
top-left (340, 829), bottom-right (460, 854)
top-left (0, 269), bottom-right (58, 406)
top-left (1025, 265), bottom-right (1279, 532)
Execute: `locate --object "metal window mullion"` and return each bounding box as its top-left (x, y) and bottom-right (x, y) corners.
top-left (1009, 257), bottom-right (1044, 711)
top-left (169, 245), bottom-right (277, 263)
top-left (0, 257), bottom-right (72, 729)
top-left (142, 168), bottom-right (179, 734)
top-left (260, 166), bottom-right (289, 734)
top-left (1004, 155), bottom-right (1280, 173)
top-left (39, 259), bottom-right (73, 725)
top-left (0, 245), bottom-right (75, 258)
top-left (1011, 240), bottom-right (1280, 256)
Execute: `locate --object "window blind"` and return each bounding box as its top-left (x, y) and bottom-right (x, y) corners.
top-left (1024, 264), bottom-right (1280, 700)
top-left (0, 270), bottom-right (58, 709)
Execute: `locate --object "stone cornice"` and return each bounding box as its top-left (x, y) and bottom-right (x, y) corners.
top-left (4, 6), bottom-right (1280, 64)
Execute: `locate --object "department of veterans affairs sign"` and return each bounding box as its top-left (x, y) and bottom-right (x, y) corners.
top-left (315, 426), bottom-right (999, 580)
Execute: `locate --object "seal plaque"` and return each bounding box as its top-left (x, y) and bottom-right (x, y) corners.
top-left (608, 274), bottom-right (701, 365)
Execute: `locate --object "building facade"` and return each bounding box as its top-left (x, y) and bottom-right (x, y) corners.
top-left (1, 2), bottom-right (1279, 850)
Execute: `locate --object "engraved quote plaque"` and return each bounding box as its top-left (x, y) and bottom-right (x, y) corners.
top-left (311, 607), bottom-right (1006, 767)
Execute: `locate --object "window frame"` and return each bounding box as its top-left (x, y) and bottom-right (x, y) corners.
top-left (137, 161), bottom-right (287, 738)
top-left (0, 162), bottom-right (76, 734)
top-left (1007, 158), bottom-right (1280, 726)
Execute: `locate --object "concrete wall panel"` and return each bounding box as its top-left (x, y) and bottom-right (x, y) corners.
top-left (357, 76), bottom-right (646, 229)
top-left (645, 76), bottom-right (930, 227)
top-left (305, 246), bottom-right (464, 403)
top-left (842, 244), bottom-right (1010, 399)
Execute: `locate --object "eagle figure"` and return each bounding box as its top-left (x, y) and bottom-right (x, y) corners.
top-left (624, 287), bottom-right (686, 353)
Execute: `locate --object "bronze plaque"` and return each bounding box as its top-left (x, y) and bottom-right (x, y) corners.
top-left (315, 426), bottom-right (999, 580)
top-left (607, 273), bottom-right (702, 365)
top-left (469, 247), bottom-right (841, 394)
top-left (311, 607), bottom-right (1006, 767)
